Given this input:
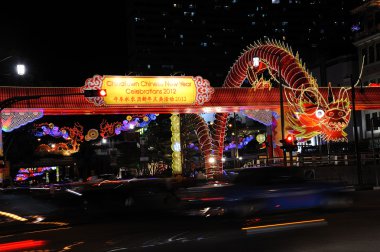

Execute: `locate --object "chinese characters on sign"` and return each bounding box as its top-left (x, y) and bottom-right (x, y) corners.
top-left (103, 76), bottom-right (197, 105)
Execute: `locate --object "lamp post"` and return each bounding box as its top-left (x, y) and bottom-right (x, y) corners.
top-left (253, 53), bottom-right (286, 166)
top-left (350, 75), bottom-right (363, 186)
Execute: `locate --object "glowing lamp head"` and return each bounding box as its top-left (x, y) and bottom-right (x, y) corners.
top-left (16, 64), bottom-right (26, 75)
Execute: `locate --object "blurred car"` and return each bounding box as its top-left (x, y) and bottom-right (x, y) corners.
top-left (79, 177), bottom-right (179, 214)
top-left (176, 166), bottom-right (354, 217)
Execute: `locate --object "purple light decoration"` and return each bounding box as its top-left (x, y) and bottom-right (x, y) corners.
top-left (224, 135), bottom-right (255, 151)
top-left (351, 24), bottom-right (360, 32)
top-left (112, 114), bottom-right (157, 135)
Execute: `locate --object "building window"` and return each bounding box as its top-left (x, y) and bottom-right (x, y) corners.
top-left (272, 0), bottom-right (280, 3)
top-left (369, 45), bottom-right (375, 64)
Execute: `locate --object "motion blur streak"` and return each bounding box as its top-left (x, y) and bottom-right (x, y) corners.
top-left (32, 221), bottom-right (69, 226)
top-left (242, 218), bottom-right (326, 231)
top-left (0, 239), bottom-right (46, 251)
top-left (58, 241), bottom-right (84, 251)
top-left (0, 211), bottom-right (28, 222)
top-left (65, 188), bottom-right (82, 196)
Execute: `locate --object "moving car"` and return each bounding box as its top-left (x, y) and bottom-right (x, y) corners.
top-left (80, 177), bottom-right (179, 214)
top-left (176, 166), bottom-right (354, 217)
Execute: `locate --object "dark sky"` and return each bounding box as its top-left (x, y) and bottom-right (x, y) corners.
top-left (0, 1), bottom-right (127, 87)
top-left (0, 1), bottom-right (360, 87)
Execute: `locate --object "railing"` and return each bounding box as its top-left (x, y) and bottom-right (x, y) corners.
top-left (243, 153), bottom-right (380, 186)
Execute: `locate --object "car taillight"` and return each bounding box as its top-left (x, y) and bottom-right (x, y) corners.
top-left (200, 197), bottom-right (225, 201)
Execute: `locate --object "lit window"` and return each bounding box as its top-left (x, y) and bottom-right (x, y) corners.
top-left (201, 42), bottom-right (208, 47)
top-left (147, 64), bottom-right (151, 69)
top-left (179, 34), bottom-right (184, 39)
top-left (251, 21), bottom-right (256, 26)
top-left (272, 0), bottom-right (280, 3)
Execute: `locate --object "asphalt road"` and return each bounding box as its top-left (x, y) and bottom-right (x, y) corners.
top-left (1, 190), bottom-right (380, 251)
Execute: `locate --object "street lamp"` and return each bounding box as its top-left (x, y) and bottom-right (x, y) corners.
top-left (16, 64), bottom-right (26, 76)
top-left (253, 53), bottom-right (286, 166)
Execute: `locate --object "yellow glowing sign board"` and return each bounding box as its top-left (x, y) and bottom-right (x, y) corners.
top-left (102, 76), bottom-right (197, 105)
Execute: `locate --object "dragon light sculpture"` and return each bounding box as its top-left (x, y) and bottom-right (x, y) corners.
top-left (195, 39), bottom-right (352, 175)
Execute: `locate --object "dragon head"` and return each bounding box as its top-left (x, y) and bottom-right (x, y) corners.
top-left (287, 85), bottom-right (351, 142)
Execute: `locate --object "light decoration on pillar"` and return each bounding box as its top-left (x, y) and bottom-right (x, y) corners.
top-left (2, 109), bottom-right (43, 132)
top-left (187, 114), bottom-right (216, 179)
top-left (170, 114), bottom-right (182, 175)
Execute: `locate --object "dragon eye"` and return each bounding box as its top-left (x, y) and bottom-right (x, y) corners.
top-left (328, 111), bottom-right (334, 116)
top-left (338, 111), bottom-right (344, 116)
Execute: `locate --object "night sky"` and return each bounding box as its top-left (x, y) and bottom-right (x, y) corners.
top-left (0, 1), bottom-right (359, 87)
top-left (0, 1), bottom-right (127, 87)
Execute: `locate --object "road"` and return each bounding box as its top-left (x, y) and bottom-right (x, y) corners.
top-left (0, 189), bottom-right (380, 251)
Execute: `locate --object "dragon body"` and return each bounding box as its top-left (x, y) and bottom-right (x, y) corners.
top-left (194, 39), bottom-right (351, 174)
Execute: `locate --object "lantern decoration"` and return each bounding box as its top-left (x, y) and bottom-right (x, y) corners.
top-left (170, 114), bottom-right (182, 175)
top-left (85, 129), bottom-right (99, 141)
top-left (256, 134), bottom-right (266, 144)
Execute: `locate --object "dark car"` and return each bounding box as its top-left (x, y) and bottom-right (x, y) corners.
top-left (80, 177), bottom-right (179, 214)
top-left (176, 166), bottom-right (354, 217)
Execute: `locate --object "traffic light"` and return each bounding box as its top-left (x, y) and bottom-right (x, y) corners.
top-left (83, 89), bottom-right (107, 97)
top-left (280, 134), bottom-right (298, 151)
top-left (285, 134), bottom-right (295, 145)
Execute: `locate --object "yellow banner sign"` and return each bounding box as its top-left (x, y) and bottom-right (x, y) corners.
top-left (102, 76), bottom-right (197, 105)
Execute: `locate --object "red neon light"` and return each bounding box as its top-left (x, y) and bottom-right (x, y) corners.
top-left (369, 83), bottom-right (380, 87)
top-left (0, 240), bottom-right (46, 251)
